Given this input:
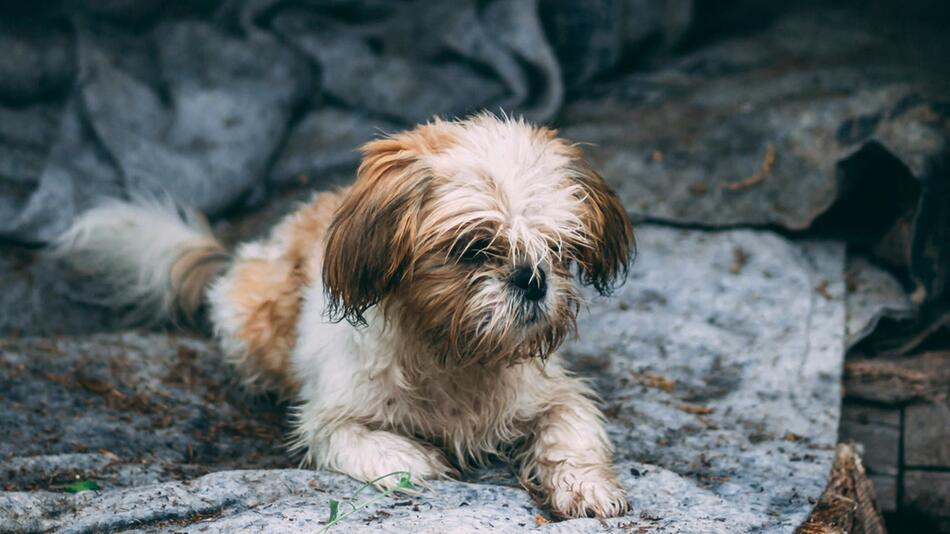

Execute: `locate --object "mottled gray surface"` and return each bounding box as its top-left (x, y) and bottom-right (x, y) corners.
top-left (0, 226), bottom-right (846, 533)
top-left (0, 334), bottom-right (291, 491)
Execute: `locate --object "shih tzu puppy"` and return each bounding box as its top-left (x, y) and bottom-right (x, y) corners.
top-left (55, 114), bottom-right (635, 518)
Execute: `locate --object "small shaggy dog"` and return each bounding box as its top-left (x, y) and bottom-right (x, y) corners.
top-left (56, 114), bottom-right (635, 518)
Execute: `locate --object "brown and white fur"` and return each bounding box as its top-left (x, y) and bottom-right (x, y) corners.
top-left (54, 114), bottom-right (635, 519)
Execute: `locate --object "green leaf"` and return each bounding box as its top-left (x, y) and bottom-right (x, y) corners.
top-left (321, 471), bottom-right (417, 532)
top-left (65, 480), bottom-right (100, 493)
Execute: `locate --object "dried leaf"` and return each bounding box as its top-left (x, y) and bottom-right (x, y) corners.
top-left (677, 403), bottom-right (714, 415)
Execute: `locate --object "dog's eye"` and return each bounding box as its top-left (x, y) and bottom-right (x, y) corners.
top-left (457, 238), bottom-right (493, 264)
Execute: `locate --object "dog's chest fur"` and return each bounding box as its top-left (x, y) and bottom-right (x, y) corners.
top-left (381, 356), bottom-right (539, 455)
top-left (297, 302), bottom-right (546, 461)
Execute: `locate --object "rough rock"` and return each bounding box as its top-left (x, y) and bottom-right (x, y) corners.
top-left (0, 225), bottom-right (846, 532)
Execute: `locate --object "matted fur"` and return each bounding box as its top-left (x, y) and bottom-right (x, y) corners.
top-left (54, 114), bottom-right (635, 519)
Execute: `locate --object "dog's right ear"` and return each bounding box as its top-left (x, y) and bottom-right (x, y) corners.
top-left (323, 131), bottom-right (438, 325)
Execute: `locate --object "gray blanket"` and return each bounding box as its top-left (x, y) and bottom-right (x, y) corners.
top-left (0, 226), bottom-right (847, 533)
top-left (1, 1), bottom-right (947, 340)
top-left (0, 0), bottom-right (690, 244)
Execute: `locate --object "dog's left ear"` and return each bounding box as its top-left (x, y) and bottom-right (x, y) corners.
top-left (323, 132), bottom-right (436, 325)
top-left (567, 152), bottom-right (636, 296)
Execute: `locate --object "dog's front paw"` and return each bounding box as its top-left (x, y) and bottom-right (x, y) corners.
top-left (314, 426), bottom-right (455, 490)
top-left (362, 433), bottom-right (455, 490)
top-left (546, 466), bottom-right (629, 519)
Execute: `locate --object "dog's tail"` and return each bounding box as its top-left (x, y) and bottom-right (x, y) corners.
top-left (52, 197), bottom-right (231, 324)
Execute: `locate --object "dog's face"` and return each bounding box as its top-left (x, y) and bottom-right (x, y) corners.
top-left (323, 115), bottom-right (634, 366)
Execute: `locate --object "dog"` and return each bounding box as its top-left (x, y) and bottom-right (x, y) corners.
top-left (55, 113), bottom-right (635, 518)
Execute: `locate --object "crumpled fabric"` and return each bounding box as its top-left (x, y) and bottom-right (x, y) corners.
top-left (0, 0), bottom-right (690, 244)
top-left (1, 2), bottom-right (947, 338)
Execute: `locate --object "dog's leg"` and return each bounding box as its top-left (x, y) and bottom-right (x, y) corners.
top-left (519, 378), bottom-right (628, 518)
top-left (298, 416), bottom-right (454, 489)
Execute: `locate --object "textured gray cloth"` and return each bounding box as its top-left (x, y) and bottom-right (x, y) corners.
top-left (845, 256), bottom-right (914, 348)
top-left (0, 225), bottom-right (846, 533)
top-left (0, 0), bottom-right (690, 244)
top-left (2, 3), bottom-right (947, 338)
top-left (2, 3), bottom-right (948, 338)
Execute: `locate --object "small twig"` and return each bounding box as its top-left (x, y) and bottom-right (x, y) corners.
top-left (721, 143), bottom-right (776, 191)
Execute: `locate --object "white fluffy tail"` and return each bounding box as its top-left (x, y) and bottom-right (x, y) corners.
top-left (52, 197), bottom-right (230, 323)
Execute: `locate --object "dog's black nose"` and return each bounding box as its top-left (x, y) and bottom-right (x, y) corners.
top-left (511, 265), bottom-right (546, 301)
